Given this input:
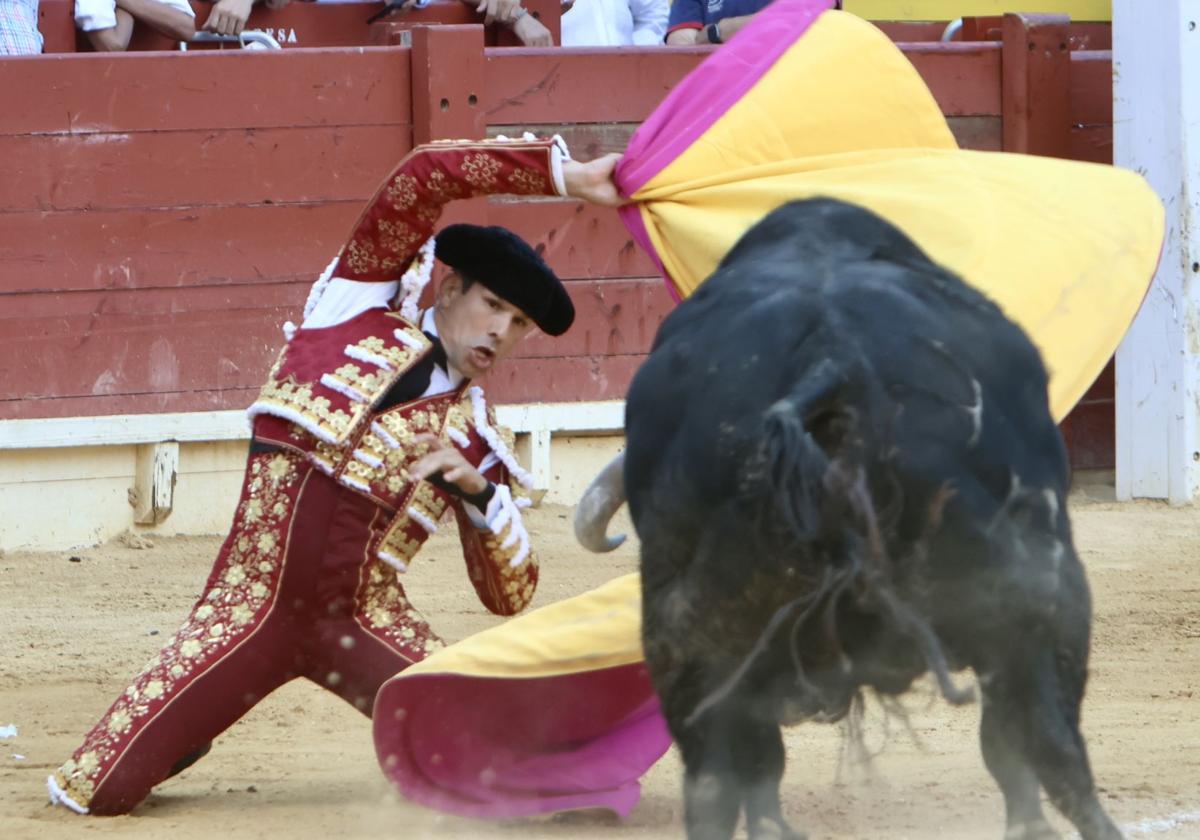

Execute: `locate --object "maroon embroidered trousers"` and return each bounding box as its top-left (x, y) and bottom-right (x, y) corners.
top-left (51, 449), bottom-right (441, 815)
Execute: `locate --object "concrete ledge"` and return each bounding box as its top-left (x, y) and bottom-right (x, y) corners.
top-left (0, 403), bottom-right (627, 551)
top-left (0, 402), bottom-right (625, 448)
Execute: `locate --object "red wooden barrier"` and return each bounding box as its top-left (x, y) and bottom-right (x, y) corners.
top-left (0, 16), bottom-right (1120, 470)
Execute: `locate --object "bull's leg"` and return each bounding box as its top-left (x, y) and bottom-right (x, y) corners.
top-left (735, 716), bottom-right (805, 840)
top-left (980, 615), bottom-right (1120, 840)
top-left (670, 704), bottom-right (742, 840)
top-left (977, 670), bottom-right (1057, 839)
top-left (1019, 645), bottom-right (1121, 840)
top-left (672, 703), bottom-right (804, 840)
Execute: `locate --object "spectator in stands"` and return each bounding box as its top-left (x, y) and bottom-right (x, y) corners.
top-left (200, 0), bottom-right (291, 37)
top-left (665, 0), bottom-right (838, 45)
top-left (75, 0), bottom-right (196, 49)
top-left (1, 0), bottom-right (43, 54)
top-left (560, 0), bottom-right (667, 46)
top-left (665, 0), bottom-right (768, 45)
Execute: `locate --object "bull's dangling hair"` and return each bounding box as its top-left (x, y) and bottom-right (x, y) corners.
top-left (685, 372), bottom-right (974, 728)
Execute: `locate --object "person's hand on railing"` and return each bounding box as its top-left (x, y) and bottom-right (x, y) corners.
top-left (510, 9), bottom-right (553, 46)
top-left (457, 0), bottom-right (553, 45)
top-left (201, 0), bottom-right (291, 38)
top-left (203, 0), bottom-right (253, 35)
top-left (470, 0), bottom-right (524, 26)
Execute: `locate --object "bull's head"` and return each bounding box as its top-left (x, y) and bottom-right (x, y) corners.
top-left (573, 453), bottom-right (627, 552)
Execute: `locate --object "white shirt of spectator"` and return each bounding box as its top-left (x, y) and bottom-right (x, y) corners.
top-left (561, 0), bottom-right (668, 47)
top-left (75, 0), bottom-right (194, 32)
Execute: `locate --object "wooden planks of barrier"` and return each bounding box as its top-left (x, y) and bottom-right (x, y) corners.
top-left (0, 47), bottom-right (413, 420)
top-left (0, 16), bottom-right (1120, 469)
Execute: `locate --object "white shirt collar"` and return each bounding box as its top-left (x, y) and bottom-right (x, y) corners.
top-left (421, 308), bottom-right (466, 389)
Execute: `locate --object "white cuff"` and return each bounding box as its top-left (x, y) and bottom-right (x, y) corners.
top-left (549, 134), bottom-right (572, 197)
top-left (462, 481), bottom-right (506, 530)
top-left (478, 484), bottom-right (530, 567)
top-left (463, 499), bottom-right (489, 529)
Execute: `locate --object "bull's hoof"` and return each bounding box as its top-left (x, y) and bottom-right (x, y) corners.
top-left (1004, 818), bottom-right (1059, 840)
top-left (749, 816), bottom-right (807, 840)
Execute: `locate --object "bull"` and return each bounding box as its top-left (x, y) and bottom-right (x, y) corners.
top-left (576, 199), bottom-right (1121, 840)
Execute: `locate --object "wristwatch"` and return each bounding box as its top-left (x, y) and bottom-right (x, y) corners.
top-left (705, 22), bottom-right (723, 43)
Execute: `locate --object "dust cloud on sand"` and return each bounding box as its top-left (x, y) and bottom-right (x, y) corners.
top-left (2, 495), bottom-right (1198, 839)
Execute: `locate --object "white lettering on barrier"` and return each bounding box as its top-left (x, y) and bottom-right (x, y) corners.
top-left (261, 28), bottom-right (299, 44)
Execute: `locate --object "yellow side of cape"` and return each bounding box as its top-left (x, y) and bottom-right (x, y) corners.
top-left (402, 573), bottom-right (645, 678)
top-left (844, 0), bottom-right (1111, 21)
top-left (395, 11), bottom-right (1160, 684)
top-left (630, 11), bottom-right (1163, 422)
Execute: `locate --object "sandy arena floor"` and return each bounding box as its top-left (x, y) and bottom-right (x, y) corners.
top-left (2, 493), bottom-right (1199, 839)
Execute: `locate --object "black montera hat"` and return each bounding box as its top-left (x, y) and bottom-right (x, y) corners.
top-left (435, 224), bottom-right (575, 336)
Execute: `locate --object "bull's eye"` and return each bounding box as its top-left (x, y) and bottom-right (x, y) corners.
top-left (807, 408), bottom-right (852, 453)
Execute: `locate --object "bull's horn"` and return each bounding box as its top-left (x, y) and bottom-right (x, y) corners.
top-left (574, 453), bottom-right (627, 553)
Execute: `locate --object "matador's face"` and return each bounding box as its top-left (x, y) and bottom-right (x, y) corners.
top-left (434, 274), bottom-right (536, 379)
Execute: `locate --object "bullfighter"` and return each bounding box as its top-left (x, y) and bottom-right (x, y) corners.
top-left (47, 134), bottom-right (623, 815)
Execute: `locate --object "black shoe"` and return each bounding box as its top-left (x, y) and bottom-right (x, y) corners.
top-left (166, 741), bottom-right (213, 780)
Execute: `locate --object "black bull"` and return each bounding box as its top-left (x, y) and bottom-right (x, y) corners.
top-left (576, 200), bottom-right (1121, 840)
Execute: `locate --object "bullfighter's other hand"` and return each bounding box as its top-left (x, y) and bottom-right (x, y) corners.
top-left (409, 434), bottom-right (489, 496)
top-left (563, 153), bottom-right (628, 207)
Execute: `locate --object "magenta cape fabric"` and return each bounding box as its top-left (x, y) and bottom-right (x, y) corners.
top-left (615, 0), bottom-right (837, 301)
top-left (373, 662), bottom-right (670, 818)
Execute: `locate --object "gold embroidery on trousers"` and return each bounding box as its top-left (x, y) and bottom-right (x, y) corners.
top-left (53, 453), bottom-right (304, 809)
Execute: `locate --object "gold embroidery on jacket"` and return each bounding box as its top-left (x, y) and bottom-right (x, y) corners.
top-left (344, 238), bottom-right (380, 274)
top-left (377, 218), bottom-right (423, 258)
top-left (444, 399), bottom-right (473, 444)
top-left (345, 332), bottom-right (429, 373)
top-left (508, 167), bottom-right (547, 194)
top-left (462, 153), bottom-right (502, 192)
top-left (326, 363), bottom-right (390, 403)
top-left (357, 562), bottom-right (444, 660)
top-left (386, 173), bottom-right (420, 210)
top-left (311, 441), bottom-right (342, 476)
top-left (480, 525), bottom-right (536, 609)
top-left (253, 375), bottom-right (361, 444)
top-left (375, 518), bottom-right (424, 568)
top-left (408, 480), bottom-right (448, 527)
top-left (425, 169), bottom-right (467, 202)
top-left (252, 323), bottom-right (430, 449)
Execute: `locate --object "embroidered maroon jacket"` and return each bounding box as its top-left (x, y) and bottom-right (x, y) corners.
top-left (247, 137), bottom-right (566, 615)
